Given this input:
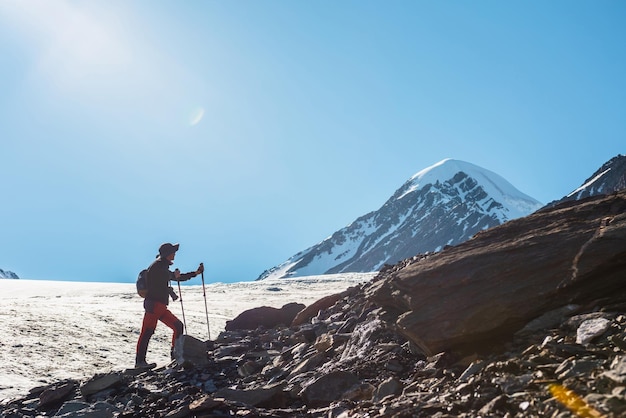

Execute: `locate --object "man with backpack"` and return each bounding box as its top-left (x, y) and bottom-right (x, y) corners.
top-left (135, 242), bottom-right (204, 369)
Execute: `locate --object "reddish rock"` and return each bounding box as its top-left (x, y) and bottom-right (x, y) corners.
top-left (368, 191), bottom-right (626, 356)
top-left (225, 302), bottom-right (305, 331)
top-left (292, 290), bottom-right (353, 326)
top-left (39, 381), bottom-right (75, 407)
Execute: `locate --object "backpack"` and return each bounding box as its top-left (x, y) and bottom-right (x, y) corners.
top-left (136, 269), bottom-right (149, 298)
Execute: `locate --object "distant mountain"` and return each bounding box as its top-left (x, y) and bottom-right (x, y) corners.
top-left (0, 268), bottom-right (19, 279)
top-left (258, 159), bottom-right (543, 280)
top-left (546, 154), bottom-right (626, 207)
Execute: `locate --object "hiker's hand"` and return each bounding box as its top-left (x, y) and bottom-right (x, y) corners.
top-left (174, 268), bottom-right (181, 279)
top-left (196, 263), bottom-right (204, 275)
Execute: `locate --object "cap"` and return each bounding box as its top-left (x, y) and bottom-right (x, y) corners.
top-left (158, 242), bottom-right (180, 257)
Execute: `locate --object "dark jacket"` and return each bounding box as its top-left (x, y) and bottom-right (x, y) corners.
top-left (146, 257), bottom-right (196, 305)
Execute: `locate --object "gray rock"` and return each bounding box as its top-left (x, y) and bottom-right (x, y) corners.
top-left (342, 383), bottom-right (375, 401)
top-left (519, 304), bottom-right (580, 333)
top-left (287, 352), bottom-right (325, 379)
top-left (164, 404), bottom-right (190, 418)
top-left (39, 382), bottom-right (75, 408)
top-left (174, 334), bottom-right (208, 367)
top-left (457, 360), bottom-right (485, 382)
top-left (577, 317), bottom-right (611, 344)
top-left (374, 377), bottom-right (403, 401)
top-left (300, 371), bottom-right (360, 408)
top-left (214, 383), bottom-right (286, 408)
top-left (54, 400), bottom-right (91, 416)
top-left (603, 356), bottom-right (626, 384)
top-left (189, 395), bottom-right (223, 413)
top-left (80, 373), bottom-right (121, 397)
top-left (556, 358), bottom-right (603, 380)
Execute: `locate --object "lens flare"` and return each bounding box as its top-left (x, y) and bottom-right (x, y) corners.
top-left (189, 107), bottom-right (204, 126)
top-left (548, 384), bottom-right (603, 417)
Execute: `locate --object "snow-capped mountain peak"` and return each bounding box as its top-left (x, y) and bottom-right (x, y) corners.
top-left (399, 159), bottom-right (540, 219)
top-left (257, 158), bottom-right (543, 281)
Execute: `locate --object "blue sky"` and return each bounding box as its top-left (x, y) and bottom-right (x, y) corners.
top-left (1, 1), bottom-right (624, 284)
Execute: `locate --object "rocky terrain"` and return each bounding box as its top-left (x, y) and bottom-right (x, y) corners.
top-left (2, 190), bottom-right (625, 417)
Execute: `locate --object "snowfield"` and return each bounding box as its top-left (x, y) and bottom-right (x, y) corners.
top-left (0, 273), bottom-right (375, 401)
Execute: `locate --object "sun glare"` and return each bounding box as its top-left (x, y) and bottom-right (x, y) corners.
top-left (1, 1), bottom-right (213, 131)
top-left (0, 0), bottom-right (136, 94)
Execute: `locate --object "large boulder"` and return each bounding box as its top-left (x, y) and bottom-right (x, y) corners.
top-left (225, 302), bottom-right (305, 331)
top-left (367, 191), bottom-right (626, 356)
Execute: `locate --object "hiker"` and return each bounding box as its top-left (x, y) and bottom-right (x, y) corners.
top-left (135, 242), bottom-right (204, 369)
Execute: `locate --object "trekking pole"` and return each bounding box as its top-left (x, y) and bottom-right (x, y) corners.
top-left (176, 278), bottom-right (187, 334)
top-left (200, 263), bottom-right (211, 340)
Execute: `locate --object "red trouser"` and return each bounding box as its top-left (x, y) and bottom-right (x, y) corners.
top-left (136, 299), bottom-right (183, 361)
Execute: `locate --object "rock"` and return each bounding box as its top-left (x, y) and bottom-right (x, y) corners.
top-left (374, 377), bottom-right (403, 401)
top-left (314, 334), bottom-right (333, 352)
top-left (556, 358), bottom-right (603, 380)
top-left (342, 383), bottom-right (375, 401)
top-left (577, 317), bottom-right (612, 344)
top-left (214, 383), bottom-right (286, 408)
top-left (80, 372), bottom-right (122, 397)
top-left (60, 401), bottom-right (118, 418)
top-left (340, 318), bottom-right (385, 362)
top-left (38, 381), bottom-right (75, 407)
top-left (478, 394), bottom-right (509, 415)
top-left (238, 359), bottom-right (262, 377)
top-left (287, 351), bottom-right (326, 379)
top-left (55, 400), bottom-right (91, 416)
top-left (225, 302), bottom-right (305, 331)
top-left (292, 293), bottom-right (344, 326)
top-left (603, 356), bottom-right (626, 384)
top-left (457, 360), bottom-right (485, 382)
top-left (602, 394), bottom-right (626, 415)
top-left (189, 395), bottom-right (223, 412)
top-left (368, 192), bottom-right (626, 355)
top-left (300, 371), bottom-right (360, 408)
top-left (214, 343), bottom-right (250, 358)
top-left (164, 404), bottom-right (190, 418)
top-left (174, 334), bottom-right (208, 367)
top-left (518, 304), bottom-right (581, 333)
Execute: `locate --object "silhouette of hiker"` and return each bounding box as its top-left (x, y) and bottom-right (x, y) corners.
top-left (135, 242), bottom-right (203, 369)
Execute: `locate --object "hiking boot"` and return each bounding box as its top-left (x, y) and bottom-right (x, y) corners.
top-left (135, 359), bottom-right (156, 369)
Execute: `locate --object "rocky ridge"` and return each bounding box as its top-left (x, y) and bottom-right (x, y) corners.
top-left (2, 191), bottom-right (626, 417)
top-left (0, 268), bottom-right (19, 279)
top-left (547, 154), bottom-right (626, 208)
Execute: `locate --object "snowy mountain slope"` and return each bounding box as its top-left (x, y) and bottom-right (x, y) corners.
top-left (546, 154), bottom-right (626, 207)
top-left (258, 159), bottom-right (543, 280)
top-left (0, 268), bottom-right (19, 279)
